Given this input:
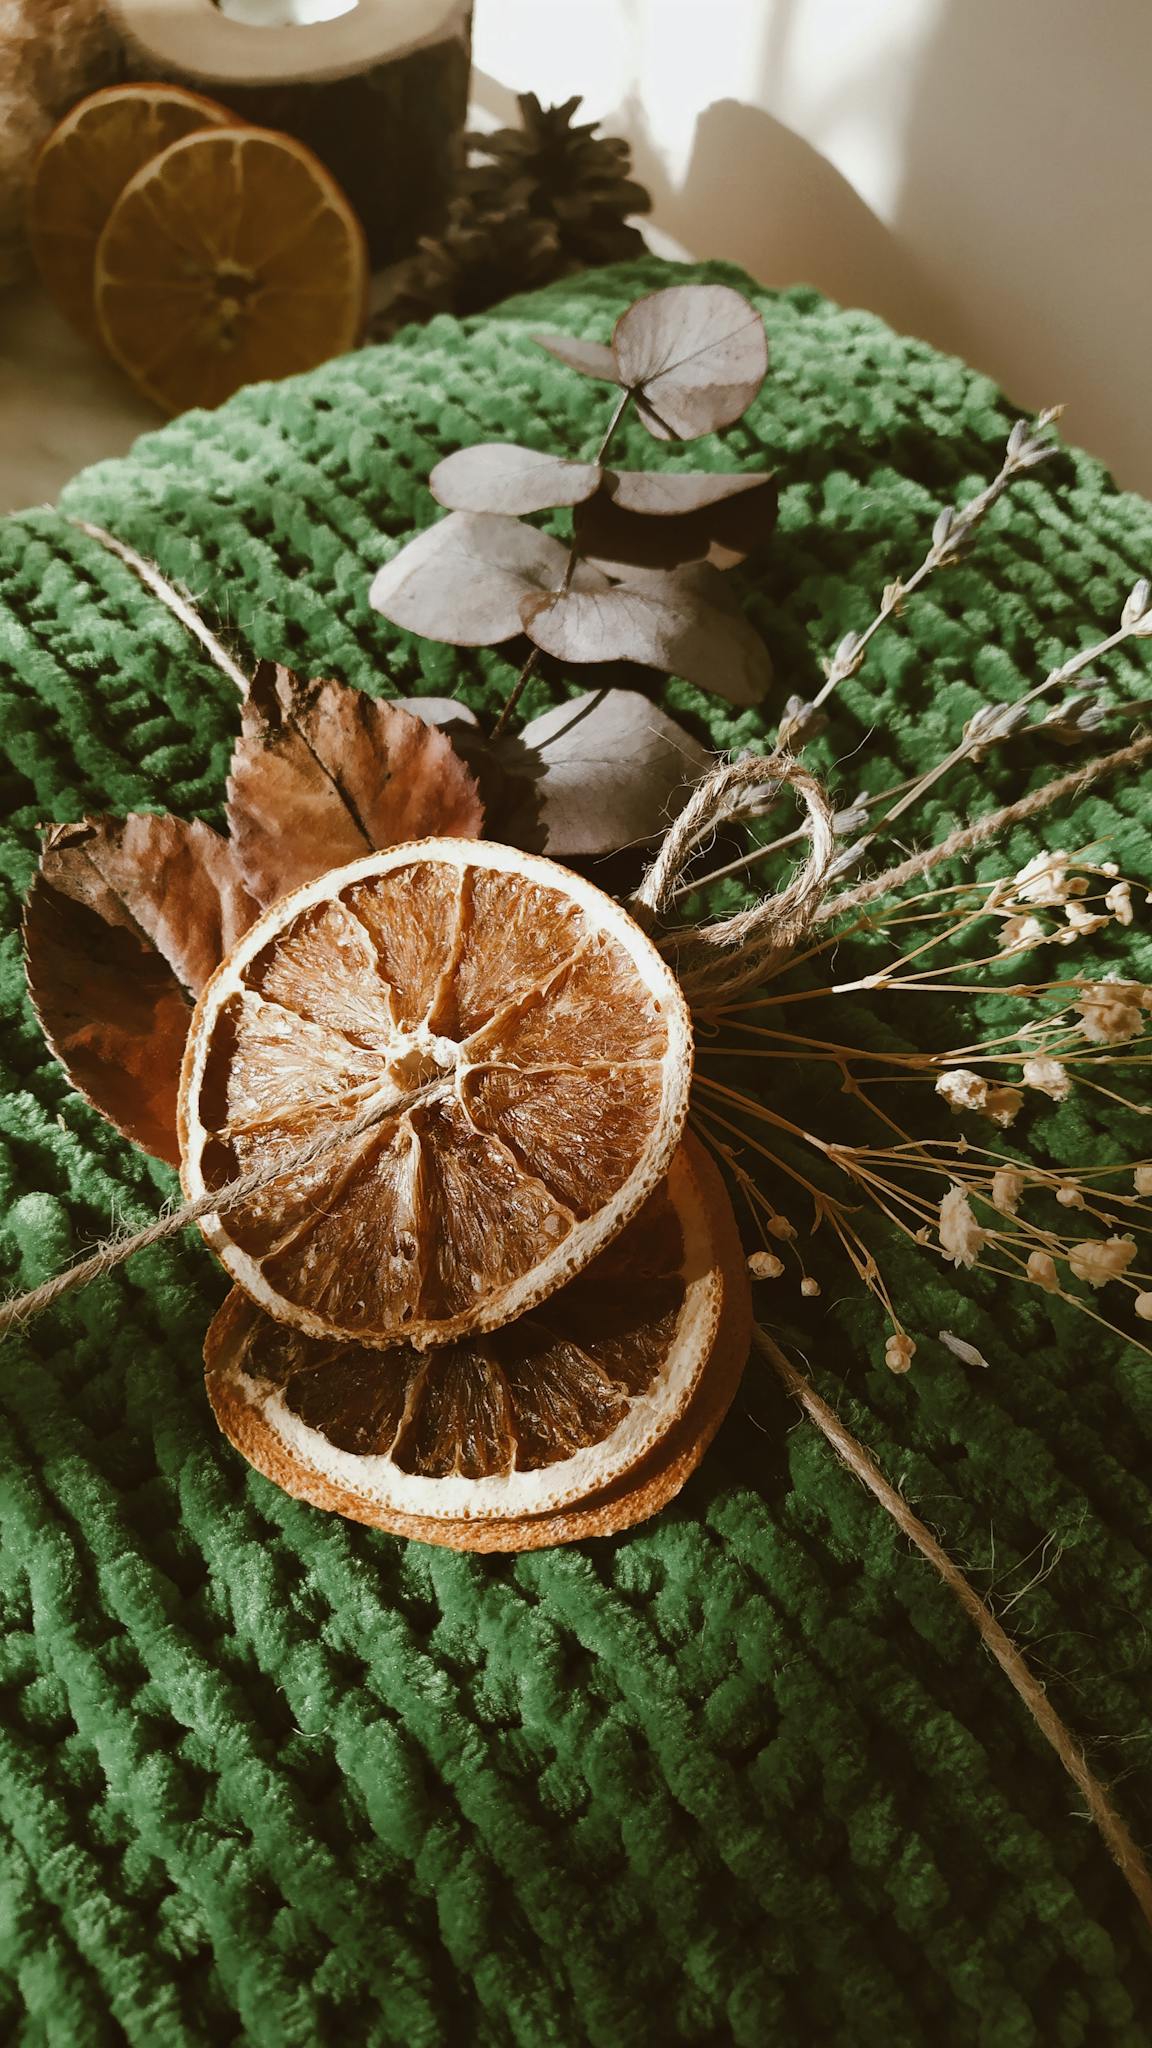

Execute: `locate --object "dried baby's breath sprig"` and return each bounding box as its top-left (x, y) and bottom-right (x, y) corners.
top-left (693, 864), bottom-right (1152, 1369)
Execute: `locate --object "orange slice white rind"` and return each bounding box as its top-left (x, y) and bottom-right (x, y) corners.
top-left (204, 1136), bottom-right (752, 1547)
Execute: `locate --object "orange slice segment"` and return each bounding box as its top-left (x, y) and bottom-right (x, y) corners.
top-left (28, 83), bottom-right (234, 344)
top-left (204, 1136), bottom-right (752, 1546)
top-left (93, 126), bottom-right (369, 415)
top-left (179, 839), bottom-right (693, 1350)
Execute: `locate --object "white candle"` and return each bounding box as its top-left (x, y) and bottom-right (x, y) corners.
top-left (213, 0), bottom-right (359, 26)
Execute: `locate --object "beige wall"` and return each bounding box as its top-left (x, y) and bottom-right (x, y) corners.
top-left (475, 0), bottom-right (1152, 494)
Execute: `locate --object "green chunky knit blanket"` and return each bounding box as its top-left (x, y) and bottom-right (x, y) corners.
top-left (1, 257), bottom-right (1151, 2046)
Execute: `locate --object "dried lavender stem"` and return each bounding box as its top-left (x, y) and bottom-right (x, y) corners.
top-left (795, 410), bottom-right (1062, 730)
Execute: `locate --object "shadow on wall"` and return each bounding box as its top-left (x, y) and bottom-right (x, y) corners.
top-left (894, 0), bottom-right (1152, 493)
top-left (477, 0), bottom-right (1152, 493)
top-left (620, 92), bottom-right (961, 356)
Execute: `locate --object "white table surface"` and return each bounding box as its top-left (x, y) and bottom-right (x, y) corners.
top-left (0, 284), bottom-right (160, 516)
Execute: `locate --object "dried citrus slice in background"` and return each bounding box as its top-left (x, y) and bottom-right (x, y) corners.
top-left (93, 126), bottom-right (369, 415)
top-left (205, 1136), bottom-right (752, 1547)
top-left (180, 840), bottom-right (693, 1350)
top-left (28, 83), bottom-right (233, 344)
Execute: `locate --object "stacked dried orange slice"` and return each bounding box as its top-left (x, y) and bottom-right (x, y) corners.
top-left (29, 84), bottom-right (369, 415)
top-left (179, 840), bottom-right (751, 1548)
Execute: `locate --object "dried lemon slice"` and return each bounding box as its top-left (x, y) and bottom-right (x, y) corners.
top-left (28, 83), bottom-right (233, 344)
top-left (93, 126), bottom-right (368, 415)
top-left (180, 840), bottom-right (693, 1349)
top-left (204, 1137), bottom-right (751, 1546)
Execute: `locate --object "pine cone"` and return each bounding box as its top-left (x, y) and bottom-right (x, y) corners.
top-left (371, 200), bottom-right (563, 341)
top-left (463, 94), bottom-right (650, 268)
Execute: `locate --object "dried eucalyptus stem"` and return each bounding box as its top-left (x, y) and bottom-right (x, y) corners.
top-left (490, 385), bottom-right (635, 739)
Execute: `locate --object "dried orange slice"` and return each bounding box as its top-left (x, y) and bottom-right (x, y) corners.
top-left (180, 840), bottom-right (693, 1350)
top-left (93, 126), bottom-right (369, 415)
top-left (204, 1136), bottom-right (752, 1548)
top-left (28, 83), bottom-right (234, 344)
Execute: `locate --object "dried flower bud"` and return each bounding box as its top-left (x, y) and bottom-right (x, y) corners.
top-left (1027, 1250), bottom-right (1061, 1293)
top-left (1073, 978), bottom-right (1147, 1044)
top-left (1064, 900), bottom-right (1110, 936)
top-left (832, 803), bottom-right (870, 836)
top-left (1105, 880), bottom-right (1134, 926)
top-left (800, 1276), bottom-right (820, 1298)
top-left (1022, 1056), bottom-right (1070, 1101)
top-left (826, 842), bottom-right (866, 882)
top-left (935, 1069), bottom-right (1021, 1125)
top-left (1134, 1167), bottom-right (1152, 1195)
top-left (778, 695), bottom-right (827, 746)
top-left (984, 1085), bottom-right (1024, 1128)
top-left (831, 630), bottom-right (863, 676)
top-left (747, 1251), bottom-right (784, 1280)
top-left (881, 581), bottom-right (904, 615)
top-left (1056, 1182), bottom-right (1084, 1208)
top-left (938, 1185), bottom-right (988, 1269)
top-left (998, 912), bottom-right (1048, 955)
top-left (1123, 577), bottom-right (1152, 630)
top-left (1067, 1235), bottom-right (1136, 1289)
top-left (964, 700), bottom-right (1030, 751)
top-left (992, 1167), bottom-right (1025, 1215)
top-left (1013, 849), bottom-right (1074, 906)
top-left (932, 506), bottom-right (955, 550)
top-left (1006, 419), bottom-right (1031, 461)
top-left (936, 1068), bottom-right (988, 1113)
top-left (885, 1333), bottom-right (916, 1373)
top-left (1135, 1293), bottom-right (1152, 1322)
top-left (766, 1215), bottom-right (796, 1242)
top-left (939, 1329), bottom-right (989, 1369)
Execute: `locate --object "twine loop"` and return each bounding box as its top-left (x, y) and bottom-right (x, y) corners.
top-left (631, 751), bottom-right (838, 1006)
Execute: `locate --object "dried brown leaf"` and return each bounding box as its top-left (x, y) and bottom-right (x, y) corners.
top-left (227, 664), bottom-right (484, 907)
top-left (576, 475), bottom-right (778, 575)
top-left (24, 815), bottom-right (256, 1165)
top-left (511, 688), bottom-right (713, 855)
top-left (521, 580), bottom-right (772, 707)
top-left (612, 285), bottom-right (768, 440)
top-left (430, 444), bottom-right (602, 515)
top-left (532, 332), bottom-right (618, 381)
top-left (369, 511), bottom-right (608, 644)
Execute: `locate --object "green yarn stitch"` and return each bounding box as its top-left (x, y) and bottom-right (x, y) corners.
top-left (0, 256), bottom-right (1150, 2044)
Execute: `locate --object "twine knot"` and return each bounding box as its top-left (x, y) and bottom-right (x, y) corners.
top-left (631, 750), bottom-right (837, 1006)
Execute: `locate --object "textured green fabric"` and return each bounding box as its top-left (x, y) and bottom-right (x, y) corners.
top-left (1, 256), bottom-right (1151, 2046)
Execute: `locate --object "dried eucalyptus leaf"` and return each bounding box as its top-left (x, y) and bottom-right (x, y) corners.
top-left (369, 511), bottom-right (580, 645)
top-left (575, 476), bottom-right (777, 575)
top-left (391, 697), bottom-right (481, 730)
top-left (607, 469), bottom-right (772, 515)
top-left (521, 582), bottom-right (771, 706)
top-left (611, 285), bottom-right (769, 440)
top-left (430, 444), bottom-right (602, 516)
top-left (532, 332), bottom-right (619, 381)
top-left (508, 689), bottom-right (712, 855)
top-left (228, 664), bottom-right (484, 906)
top-left (24, 815), bottom-right (256, 1165)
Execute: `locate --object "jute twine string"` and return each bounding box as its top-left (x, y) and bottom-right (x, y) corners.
top-left (629, 752), bottom-right (837, 1005)
top-left (0, 1091), bottom-right (401, 1340)
top-left (17, 520), bottom-right (1147, 1926)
